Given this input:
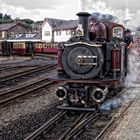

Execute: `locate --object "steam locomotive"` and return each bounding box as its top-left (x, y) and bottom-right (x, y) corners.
top-left (51, 12), bottom-right (127, 111)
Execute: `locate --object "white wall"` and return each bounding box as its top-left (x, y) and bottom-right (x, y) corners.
top-left (42, 21), bottom-right (74, 42)
top-left (42, 22), bottom-right (52, 42)
top-left (54, 30), bottom-right (72, 42)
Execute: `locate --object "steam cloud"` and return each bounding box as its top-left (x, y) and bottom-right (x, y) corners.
top-left (80, 0), bottom-right (140, 29)
top-left (100, 49), bottom-right (140, 111)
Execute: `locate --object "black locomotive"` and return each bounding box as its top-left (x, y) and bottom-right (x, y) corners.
top-left (52, 12), bottom-right (127, 111)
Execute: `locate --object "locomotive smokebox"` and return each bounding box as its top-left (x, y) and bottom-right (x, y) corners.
top-left (76, 12), bottom-right (91, 40)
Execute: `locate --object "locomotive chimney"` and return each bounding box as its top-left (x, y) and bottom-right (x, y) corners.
top-left (76, 12), bottom-right (91, 40)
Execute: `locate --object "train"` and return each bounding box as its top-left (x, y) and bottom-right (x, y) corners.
top-left (0, 39), bottom-right (58, 56)
top-left (34, 42), bottom-right (58, 54)
top-left (50, 12), bottom-right (128, 111)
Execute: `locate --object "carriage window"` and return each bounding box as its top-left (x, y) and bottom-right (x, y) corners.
top-left (113, 27), bottom-right (123, 38)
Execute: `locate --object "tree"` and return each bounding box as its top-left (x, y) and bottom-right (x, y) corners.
top-left (3, 14), bottom-right (12, 21)
top-left (1, 14), bottom-right (13, 23)
top-left (0, 13), bottom-right (3, 20)
top-left (21, 19), bottom-right (34, 24)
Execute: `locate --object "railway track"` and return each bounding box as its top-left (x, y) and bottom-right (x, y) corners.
top-left (0, 65), bottom-right (40, 73)
top-left (24, 111), bottom-right (66, 140)
top-left (24, 110), bottom-right (100, 140)
top-left (0, 64), bottom-right (56, 85)
top-left (24, 87), bottom-right (137, 140)
top-left (35, 53), bottom-right (57, 59)
top-left (58, 111), bottom-right (100, 140)
top-left (74, 88), bottom-right (138, 140)
top-left (0, 77), bottom-right (56, 106)
top-left (0, 59), bottom-right (33, 66)
top-left (94, 88), bottom-right (138, 140)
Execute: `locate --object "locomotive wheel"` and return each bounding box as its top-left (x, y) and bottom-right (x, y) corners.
top-left (62, 44), bottom-right (104, 79)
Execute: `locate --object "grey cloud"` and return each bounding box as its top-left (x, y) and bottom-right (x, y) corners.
top-left (105, 0), bottom-right (140, 9)
top-left (81, 0), bottom-right (140, 11)
top-left (2, 0), bottom-right (66, 9)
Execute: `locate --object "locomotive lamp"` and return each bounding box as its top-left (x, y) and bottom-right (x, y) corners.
top-left (56, 87), bottom-right (67, 100)
top-left (92, 87), bottom-right (108, 103)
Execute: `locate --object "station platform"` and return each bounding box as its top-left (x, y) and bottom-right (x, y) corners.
top-left (105, 89), bottom-right (140, 140)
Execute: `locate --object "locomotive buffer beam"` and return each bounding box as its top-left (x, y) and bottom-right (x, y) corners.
top-left (76, 55), bottom-right (97, 66)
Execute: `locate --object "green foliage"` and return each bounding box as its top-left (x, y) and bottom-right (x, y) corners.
top-left (3, 14), bottom-right (11, 20)
top-left (21, 19), bottom-right (34, 24)
top-left (0, 13), bottom-right (3, 20)
top-left (0, 12), bottom-right (13, 23)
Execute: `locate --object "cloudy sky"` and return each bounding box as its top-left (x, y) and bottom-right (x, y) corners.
top-left (0, 0), bottom-right (81, 21)
top-left (0, 0), bottom-right (140, 24)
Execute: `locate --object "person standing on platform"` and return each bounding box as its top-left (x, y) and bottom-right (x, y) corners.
top-left (124, 29), bottom-right (134, 51)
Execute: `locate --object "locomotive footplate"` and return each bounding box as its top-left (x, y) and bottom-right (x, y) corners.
top-left (57, 105), bottom-right (96, 112)
top-left (49, 74), bottom-right (120, 84)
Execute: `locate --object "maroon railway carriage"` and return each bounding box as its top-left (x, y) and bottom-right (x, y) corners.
top-left (42, 42), bottom-right (58, 54)
top-left (50, 12), bottom-right (127, 111)
top-left (35, 42), bottom-right (43, 53)
top-left (35, 42), bottom-right (58, 54)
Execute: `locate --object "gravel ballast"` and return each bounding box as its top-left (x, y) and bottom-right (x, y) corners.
top-left (0, 85), bottom-right (61, 140)
top-left (0, 56), bottom-right (60, 140)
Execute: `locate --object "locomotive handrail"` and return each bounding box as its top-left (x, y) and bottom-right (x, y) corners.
top-left (64, 41), bottom-right (102, 47)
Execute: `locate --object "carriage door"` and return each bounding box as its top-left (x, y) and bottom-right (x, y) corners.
top-left (26, 42), bottom-right (34, 54)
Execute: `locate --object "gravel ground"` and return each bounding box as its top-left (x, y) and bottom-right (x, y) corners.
top-left (0, 84), bottom-right (62, 140)
top-left (0, 56), bottom-right (32, 65)
top-left (0, 55), bottom-right (59, 140)
top-left (0, 67), bottom-right (35, 77)
top-left (0, 55), bottom-right (57, 91)
top-left (0, 57), bottom-right (56, 67)
top-left (1, 50), bottom-right (139, 140)
top-left (0, 67), bottom-right (57, 93)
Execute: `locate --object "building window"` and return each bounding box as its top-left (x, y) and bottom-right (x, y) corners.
top-left (56, 31), bottom-right (61, 36)
top-left (66, 30), bottom-right (71, 35)
top-left (2, 31), bottom-right (5, 38)
top-left (66, 30), bottom-right (68, 35)
top-left (10, 32), bottom-right (15, 37)
top-left (45, 31), bottom-right (50, 36)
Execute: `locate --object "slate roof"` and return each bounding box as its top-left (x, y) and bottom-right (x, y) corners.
top-left (0, 22), bottom-right (29, 31)
top-left (46, 18), bottom-right (67, 29)
top-left (54, 20), bottom-right (78, 30)
top-left (7, 32), bottom-right (41, 42)
top-left (0, 22), bottom-right (17, 31)
top-left (44, 18), bottom-right (78, 30)
top-left (44, 13), bottom-right (115, 31)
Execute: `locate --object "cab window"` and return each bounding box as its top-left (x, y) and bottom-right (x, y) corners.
top-left (113, 27), bottom-right (123, 38)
